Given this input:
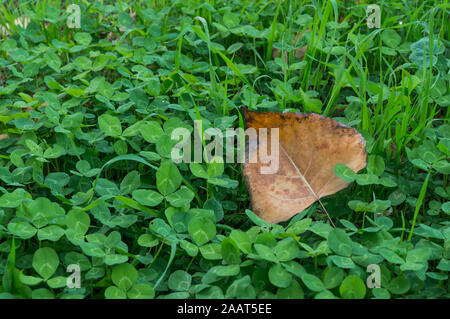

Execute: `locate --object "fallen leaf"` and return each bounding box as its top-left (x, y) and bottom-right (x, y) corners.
top-left (242, 108), bottom-right (367, 224)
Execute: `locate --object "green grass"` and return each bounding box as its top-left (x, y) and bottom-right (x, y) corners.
top-left (0, 0), bottom-right (448, 299)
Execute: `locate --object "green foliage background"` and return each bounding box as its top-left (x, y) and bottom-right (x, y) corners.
top-left (0, 0), bottom-right (449, 299)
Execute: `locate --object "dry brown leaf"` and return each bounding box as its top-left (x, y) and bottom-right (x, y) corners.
top-left (242, 108), bottom-right (367, 224)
